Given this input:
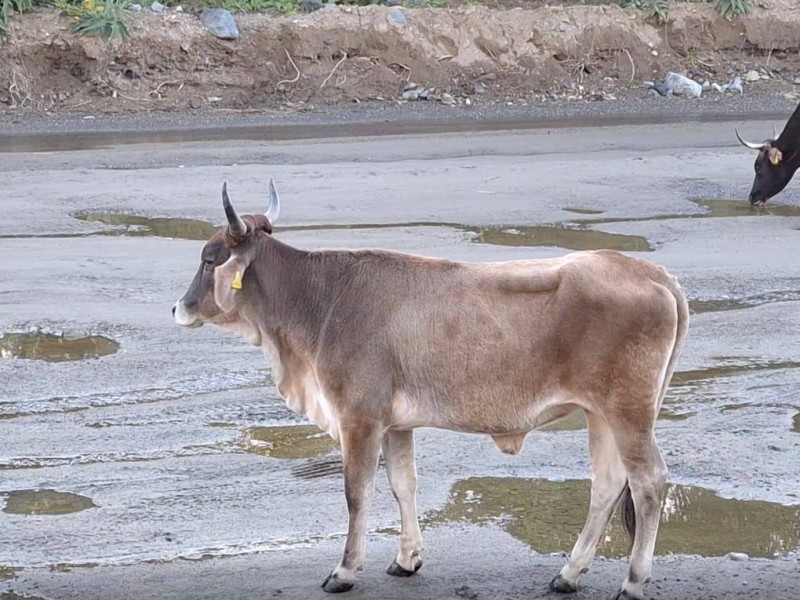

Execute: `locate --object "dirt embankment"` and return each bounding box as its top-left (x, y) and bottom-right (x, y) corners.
top-left (1, 0), bottom-right (800, 114)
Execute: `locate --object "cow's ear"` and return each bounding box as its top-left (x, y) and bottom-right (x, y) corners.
top-left (214, 255), bottom-right (251, 313)
top-left (768, 146), bottom-right (784, 165)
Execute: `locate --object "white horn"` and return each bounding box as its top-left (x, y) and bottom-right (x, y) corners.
top-left (735, 128), bottom-right (766, 150)
top-left (266, 178), bottom-right (280, 224)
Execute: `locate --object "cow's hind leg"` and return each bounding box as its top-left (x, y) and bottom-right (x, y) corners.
top-left (382, 429), bottom-right (424, 577)
top-left (611, 430), bottom-right (668, 600)
top-left (322, 422), bottom-right (383, 593)
top-left (551, 411), bottom-right (627, 594)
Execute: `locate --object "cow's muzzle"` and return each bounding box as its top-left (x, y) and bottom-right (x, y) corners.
top-left (173, 300), bottom-right (202, 328)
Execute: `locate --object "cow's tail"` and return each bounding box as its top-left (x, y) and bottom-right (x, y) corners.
top-left (620, 482), bottom-right (636, 548)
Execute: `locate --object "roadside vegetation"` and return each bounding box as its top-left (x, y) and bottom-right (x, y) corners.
top-left (0, 0), bottom-right (756, 41)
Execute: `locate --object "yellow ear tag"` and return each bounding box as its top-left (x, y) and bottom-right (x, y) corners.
top-left (231, 271), bottom-right (243, 290)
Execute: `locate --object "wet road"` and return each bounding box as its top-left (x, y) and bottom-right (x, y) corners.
top-left (2, 116), bottom-right (800, 599)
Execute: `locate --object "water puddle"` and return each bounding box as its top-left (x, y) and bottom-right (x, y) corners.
top-left (563, 207), bottom-right (605, 215)
top-left (0, 332), bottom-right (119, 362)
top-left (470, 226), bottom-right (652, 252)
top-left (427, 478), bottom-right (800, 558)
top-left (0, 566), bottom-right (21, 581)
top-left (243, 425), bottom-right (337, 459)
top-left (8, 196), bottom-right (797, 253)
top-left (74, 212), bottom-right (218, 241)
top-left (689, 290), bottom-right (800, 315)
top-left (2, 490), bottom-right (96, 516)
top-left (671, 358), bottom-right (800, 387)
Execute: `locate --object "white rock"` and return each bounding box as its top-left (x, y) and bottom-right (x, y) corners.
top-left (744, 70), bottom-right (760, 82)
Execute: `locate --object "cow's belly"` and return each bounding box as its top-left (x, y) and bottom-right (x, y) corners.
top-left (389, 386), bottom-right (574, 435)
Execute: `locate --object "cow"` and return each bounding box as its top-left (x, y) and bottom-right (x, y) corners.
top-left (172, 179), bottom-right (689, 600)
top-left (736, 99), bottom-right (800, 205)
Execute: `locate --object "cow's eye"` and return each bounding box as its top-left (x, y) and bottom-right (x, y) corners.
top-left (203, 258), bottom-right (215, 269)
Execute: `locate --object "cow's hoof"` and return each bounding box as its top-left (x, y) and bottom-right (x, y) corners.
top-left (321, 573), bottom-right (354, 594)
top-left (609, 590), bottom-right (641, 600)
top-left (549, 575), bottom-right (577, 594)
top-left (386, 559), bottom-right (423, 577)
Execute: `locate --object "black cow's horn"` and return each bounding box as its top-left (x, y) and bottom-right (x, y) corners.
top-left (735, 129), bottom-right (766, 151)
top-left (222, 182), bottom-right (247, 238)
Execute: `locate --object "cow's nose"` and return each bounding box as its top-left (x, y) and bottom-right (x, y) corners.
top-left (172, 305), bottom-right (176, 316)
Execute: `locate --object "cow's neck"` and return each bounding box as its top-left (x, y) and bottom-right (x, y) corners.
top-left (246, 234), bottom-right (347, 361)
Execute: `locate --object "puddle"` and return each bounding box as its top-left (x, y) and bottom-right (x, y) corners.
top-left (74, 212), bottom-right (218, 241)
top-left (291, 455), bottom-right (344, 479)
top-left (470, 226), bottom-right (652, 252)
top-left (427, 478), bottom-right (800, 558)
top-left (2, 490), bottom-right (96, 516)
top-left (563, 207), bottom-right (605, 215)
top-left (11, 196), bottom-right (797, 252)
top-left (0, 566), bottom-right (21, 582)
top-left (671, 358), bottom-right (800, 387)
top-left (0, 332), bottom-right (119, 362)
top-left (689, 290), bottom-right (800, 314)
top-left (243, 425), bottom-right (337, 459)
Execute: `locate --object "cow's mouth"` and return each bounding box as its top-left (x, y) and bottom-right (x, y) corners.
top-left (173, 302), bottom-right (203, 328)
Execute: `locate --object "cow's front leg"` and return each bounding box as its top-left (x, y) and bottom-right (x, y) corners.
top-left (382, 429), bottom-right (423, 576)
top-left (322, 421), bottom-right (383, 593)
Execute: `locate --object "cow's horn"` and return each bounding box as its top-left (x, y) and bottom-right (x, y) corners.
top-left (735, 129), bottom-right (766, 150)
top-left (222, 182), bottom-right (247, 238)
top-left (266, 178), bottom-right (280, 224)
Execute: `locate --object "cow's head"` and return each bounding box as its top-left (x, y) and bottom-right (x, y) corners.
top-left (172, 179), bottom-right (280, 328)
top-left (736, 101), bottom-right (800, 205)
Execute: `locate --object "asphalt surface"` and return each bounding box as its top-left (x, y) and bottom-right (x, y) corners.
top-left (2, 103), bottom-right (800, 600)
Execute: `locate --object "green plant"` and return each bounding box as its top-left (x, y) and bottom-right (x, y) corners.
top-left (55, 0), bottom-right (130, 41)
top-left (619, 0), bottom-right (669, 23)
top-left (1, 0), bottom-right (35, 37)
top-left (715, 0), bottom-right (751, 19)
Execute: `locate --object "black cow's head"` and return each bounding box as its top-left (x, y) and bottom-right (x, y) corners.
top-left (736, 101), bottom-right (800, 206)
top-left (172, 179), bottom-right (280, 328)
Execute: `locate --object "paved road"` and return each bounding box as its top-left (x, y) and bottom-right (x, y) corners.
top-left (1, 115), bottom-right (800, 600)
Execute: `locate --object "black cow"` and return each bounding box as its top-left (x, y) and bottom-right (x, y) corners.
top-left (736, 100), bottom-right (800, 205)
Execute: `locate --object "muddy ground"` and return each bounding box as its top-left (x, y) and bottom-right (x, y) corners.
top-left (2, 1), bottom-right (800, 115)
top-left (2, 111), bottom-right (800, 599)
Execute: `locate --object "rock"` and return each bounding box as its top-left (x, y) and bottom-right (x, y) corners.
top-left (150, 1), bottom-right (165, 12)
top-left (440, 92), bottom-right (455, 105)
top-left (418, 89), bottom-right (429, 100)
top-left (454, 586), bottom-right (479, 600)
top-left (473, 82), bottom-right (487, 95)
top-left (794, 76), bottom-right (800, 85)
top-left (200, 8), bottom-right (240, 41)
top-left (702, 80), bottom-right (710, 90)
top-left (388, 8), bottom-right (407, 27)
top-left (726, 552), bottom-right (749, 562)
top-left (402, 89), bottom-right (421, 101)
top-left (175, 5), bottom-right (183, 11)
top-left (729, 76), bottom-right (743, 94)
top-left (403, 81), bottom-right (418, 91)
top-left (712, 82), bottom-right (728, 93)
top-left (128, 3), bottom-right (142, 11)
top-left (299, 0), bottom-right (323, 12)
top-left (645, 80), bottom-right (672, 97)
top-left (744, 70), bottom-right (760, 82)
top-left (664, 72), bottom-right (702, 98)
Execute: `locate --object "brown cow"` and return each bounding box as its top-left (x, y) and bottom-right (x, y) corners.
top-left (173, 180), bottom-right (689, 600)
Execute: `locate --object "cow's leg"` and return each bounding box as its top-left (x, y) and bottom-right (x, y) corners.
top-left (550, 411), bottom-right (627, 594)
top-left (611, 431), bottom-right (668, 600)
top-left (322, 422), bottom-right (383, 594)
top-left (382, 429), bottom-right (424, 577)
